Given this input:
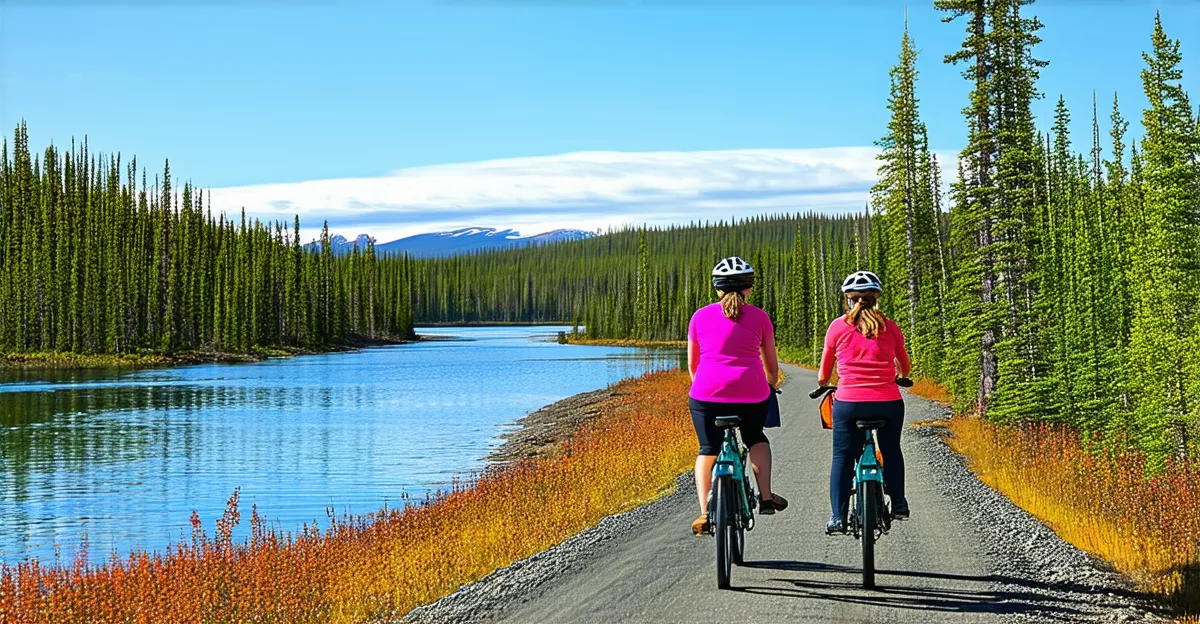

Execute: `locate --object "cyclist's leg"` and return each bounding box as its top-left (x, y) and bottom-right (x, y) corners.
top-left (740, 398), bottom-right (775, 500)
top-left (876, 399), bottom-right (907, 512)
top-left (690, 398), bottom-right (721, 514)
top-left (830, 399), bottom-right (867, 521)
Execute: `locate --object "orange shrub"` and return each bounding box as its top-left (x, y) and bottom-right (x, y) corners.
top-left (948, 416), bottom-right (1200, 615)
top-left (0, 370), bottom-right (698, 623)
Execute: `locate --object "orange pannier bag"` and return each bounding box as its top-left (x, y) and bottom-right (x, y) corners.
top-left (820, 391), bottom-right (885, 465)
top-left (819, 393), bottom-right (834, 430)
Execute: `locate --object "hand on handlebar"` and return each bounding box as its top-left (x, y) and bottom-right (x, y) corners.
top-left (811, 376), bottom-right (910, 399)
top-left (808, 386), bottom-right (835, 400)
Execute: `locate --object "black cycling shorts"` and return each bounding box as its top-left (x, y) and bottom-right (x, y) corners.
top-left (689, 397), bottom-right (770, 456)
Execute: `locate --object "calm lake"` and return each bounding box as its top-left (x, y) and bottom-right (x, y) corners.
top-left (0, 326), bottom-right (682, 564)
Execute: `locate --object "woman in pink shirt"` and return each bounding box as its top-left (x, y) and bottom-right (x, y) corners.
top-left (687, 257), bottom-right (787, 536)
top-left (818, 271), bottom-right (912, 535)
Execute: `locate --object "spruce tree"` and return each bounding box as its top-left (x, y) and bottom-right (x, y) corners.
top-left (1127, 14), bottom-right (1199, 462)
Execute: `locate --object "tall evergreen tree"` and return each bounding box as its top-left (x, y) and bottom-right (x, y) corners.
top-left (937, 0), bottom-right (1001, 413)
top-left (1126, 14), bottom-right (1199, 462)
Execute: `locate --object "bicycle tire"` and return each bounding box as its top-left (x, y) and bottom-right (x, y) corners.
top-left (714, 476), bottom-right (733, 589)
top-left (860, 480), bottom-right (879, 589)
top-left (732, 504), bottom-right (745, 566)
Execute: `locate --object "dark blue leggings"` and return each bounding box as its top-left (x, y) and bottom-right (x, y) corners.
top-left (829, 399), bottom-right (906, 520)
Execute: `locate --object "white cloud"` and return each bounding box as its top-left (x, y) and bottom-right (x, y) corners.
top-left (206, 147), bottom-right (958, 244)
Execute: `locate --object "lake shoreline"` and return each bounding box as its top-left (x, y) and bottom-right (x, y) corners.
top-left (562, 336), bottom-right (687, 348)
top-left (0, 335), bottom-right (418, 371)
top-left (485, 339), bottom-right (685, 464)
top-left (0, 326), bottom-right (681, 570)
top-left (415, 321), bottom-right (574, 327)
top-left (486, 386), bottom-right (619, 465)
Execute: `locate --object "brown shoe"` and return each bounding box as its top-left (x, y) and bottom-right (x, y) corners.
top-left (759, 493), bottom-right (789, 515)
top-left (692, 515), bottom-right (711, 536)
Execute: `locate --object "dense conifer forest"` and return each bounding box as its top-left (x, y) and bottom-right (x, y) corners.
top-left (1, 3), bottom-right (1194, 463)
top-left (0, 128), bottom-right (414, 357)
top-left (410, 7), bottom-right (1197, 463)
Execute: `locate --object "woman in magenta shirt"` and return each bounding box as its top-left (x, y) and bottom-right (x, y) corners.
top-left (818, 271), bottom-right (912, 535)
top-left (687, 257), bottom-right (787, 536)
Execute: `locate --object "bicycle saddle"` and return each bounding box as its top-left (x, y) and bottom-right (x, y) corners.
top-left (714, 415), bottom-right (742, 428)
top-left (854, 419), bottom-right (888, 430)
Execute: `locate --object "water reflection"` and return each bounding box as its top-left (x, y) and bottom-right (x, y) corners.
top-left (0, 326), bottom-right (681, 563)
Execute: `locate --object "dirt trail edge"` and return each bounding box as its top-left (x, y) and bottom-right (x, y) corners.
top-left (402, 364), bottom-right (1166, 624)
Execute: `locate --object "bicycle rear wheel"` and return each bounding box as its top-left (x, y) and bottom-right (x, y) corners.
top-left (714, 475), bottom-right (733, 588)
top-left (732, 474), bottom-right (752, 565)
top-left (859, 480), bottom-right (879, 589)
top-left (732, 511), bottom-right (745, 565)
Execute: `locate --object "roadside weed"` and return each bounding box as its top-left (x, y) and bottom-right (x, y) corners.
top-left (948, 417), bottom-right (1199, 616)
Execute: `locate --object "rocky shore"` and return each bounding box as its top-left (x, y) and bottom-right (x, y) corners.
top-left (485, 387), bottom-right (618, 465)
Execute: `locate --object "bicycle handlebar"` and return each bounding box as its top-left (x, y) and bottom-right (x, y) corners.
top-left (809, 377), bottom-right (914, 399)
top-left (808, 386), bottom-right (835, 400)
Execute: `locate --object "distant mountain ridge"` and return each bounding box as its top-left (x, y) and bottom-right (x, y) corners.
top-left (307, 227), bottom-right (597, 258)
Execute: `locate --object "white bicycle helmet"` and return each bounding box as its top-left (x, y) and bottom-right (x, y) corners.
top-left (841, 270), bottom-right (882, 294)
top-left (712, 256), bottom-right (755, 290)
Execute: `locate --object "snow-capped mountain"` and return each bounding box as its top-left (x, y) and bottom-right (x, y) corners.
top-left (306, 227), bottom-right (597, 258)
top-left (321, 234), bottom-right (374, 253)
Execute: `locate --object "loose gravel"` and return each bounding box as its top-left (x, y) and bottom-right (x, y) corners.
top-left (399, 474), bottom-right (696, 624)
top-left (904, 396), bottom-right (1169, 623)
top-left (402, 392), bottom-right (1172, 624)
top-left (902, 405), bottom-right (1166, 619)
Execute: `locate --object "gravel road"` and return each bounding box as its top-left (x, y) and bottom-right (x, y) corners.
top-left (403, 364), bottom-right (1168, 624)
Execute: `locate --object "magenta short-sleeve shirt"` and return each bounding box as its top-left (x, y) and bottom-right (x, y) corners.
top-left (688, 303), bottom-right (773, 403)
top-left (825, 317), bottom-right (906, 402)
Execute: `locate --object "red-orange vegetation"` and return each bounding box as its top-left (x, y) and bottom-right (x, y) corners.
top-left (948, 416), bottom-right (1200, 615)
top-left (0, 370), bottom-right (697, 623)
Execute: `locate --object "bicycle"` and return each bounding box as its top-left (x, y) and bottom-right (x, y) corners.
top-left (809, 377), bottom-right (911, 589)
top-left (706, 388), bottom-right (780, 589)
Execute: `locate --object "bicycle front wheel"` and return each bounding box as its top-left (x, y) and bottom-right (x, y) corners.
top-left (714, 475), bottom-right (733, 589)
top-left (859, 480), bottom-right (879, 589)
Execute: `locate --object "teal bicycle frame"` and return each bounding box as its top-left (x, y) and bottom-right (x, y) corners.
top-left (849, 426), bottom-right (889, 536)
top-left (707, 415), bottom-right (757, 589)
top-left (856, 429), bottom-right (883, 485)
top-left (812, 381), bottom-right (910, 590)
top-left (710, 423), bottom-right (755, 524)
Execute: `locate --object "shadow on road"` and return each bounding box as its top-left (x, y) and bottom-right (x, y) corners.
top-left (733, 560), bottom-right (1138, 620)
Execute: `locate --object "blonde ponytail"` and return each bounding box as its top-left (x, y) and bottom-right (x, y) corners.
top-left (718, 290), bottom-right (746, 321)
top-left (845, 293), bottom-right (886, 338)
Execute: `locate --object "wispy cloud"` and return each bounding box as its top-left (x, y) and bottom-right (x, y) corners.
top-left (206, 148), bottom-right (956, 244)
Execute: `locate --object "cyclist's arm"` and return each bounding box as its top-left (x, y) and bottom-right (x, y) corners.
top-left (818, 344), bottom-right (835, 387)
top-left (688, 333), bottom-right (700, 381)
top-left (817, 321), bottom-right (837, 386)
top-left (894, 325), bottom-right (912, 378)
top-left (760, 320), bottom-right (780, 388)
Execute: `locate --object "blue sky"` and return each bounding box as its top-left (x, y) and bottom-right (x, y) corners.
top-left (1, 1), bottom-right (1196, 242)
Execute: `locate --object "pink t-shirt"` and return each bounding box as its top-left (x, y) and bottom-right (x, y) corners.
top-left (688, 303), bottom-right (773, 403)
top-left (820, 316), bottom-right (909, 402)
